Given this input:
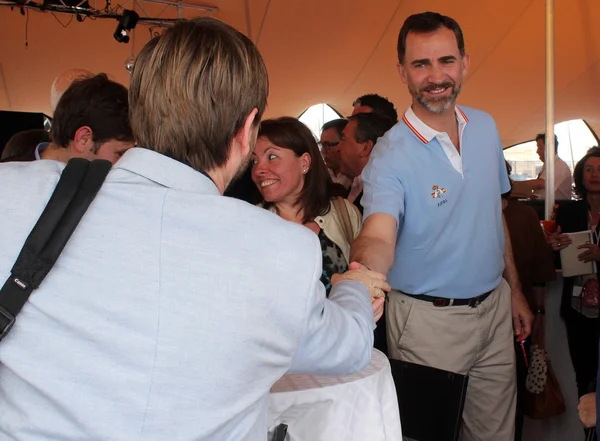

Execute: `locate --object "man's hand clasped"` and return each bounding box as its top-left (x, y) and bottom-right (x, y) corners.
top-left (332, 262), bottom-right (390, 322)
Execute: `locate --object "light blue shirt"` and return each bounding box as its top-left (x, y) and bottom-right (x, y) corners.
top-left (362, 105), bottom-right (510, 299)
top-left (0, 149), bottom-right (374, 440)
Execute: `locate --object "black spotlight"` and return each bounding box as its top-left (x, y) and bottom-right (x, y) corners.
top-left (113, 9), bottom-right (139, 44)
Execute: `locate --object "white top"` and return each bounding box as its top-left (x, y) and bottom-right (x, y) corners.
top-left (403, 106), bottom-right (468, 175)
top-left (328, 168), bottom-right (353, 188)
top-left (534, 156), bottom-right (573, 200)
top-left (0, 148), bottom-right (375, 440)
top-left (347, 176), bottom-right (363, 204)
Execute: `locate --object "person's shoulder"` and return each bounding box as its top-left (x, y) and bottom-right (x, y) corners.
top-left (508, 200), bottom-right (541, 222)
top-left (326, 197), bottom-right (360, 219)
top-left (373, 121), bottom-right (414, 157)
top-left (0, 159), bottom-right (65, 184)
top-left (559, 199), bottom-right (586, 213)
top-left (458, 105), bottom-right (497, 126)
top-left (556, 157), bottom-right (572, 172)
top-left (342, 197), bottom-right (362, 220)
top-left (556, 200), bottom-right (587, 225)
top-left (225, 198), bottom-right (321, 252)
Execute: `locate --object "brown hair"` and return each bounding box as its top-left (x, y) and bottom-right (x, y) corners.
top-left (129, 17), bottom-right (269, 171)
top-left (574, 148), bottom-right (600, 199)
top-left (258, 117), bottom-right (337, 223)
top-left (50, 74), bottom-right (133, 149)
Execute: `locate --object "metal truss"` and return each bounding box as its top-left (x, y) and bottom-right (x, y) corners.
top-left (0, 0), bottom-right (218, 27)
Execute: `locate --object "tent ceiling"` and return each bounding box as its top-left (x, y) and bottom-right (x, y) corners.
top-left (1, 0), bottom-right (599, 147)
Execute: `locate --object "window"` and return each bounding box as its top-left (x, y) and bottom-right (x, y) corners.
top-left (504, 119), bottom-right (598, 181)
top-left (298, 103), bottom-right (343, 139)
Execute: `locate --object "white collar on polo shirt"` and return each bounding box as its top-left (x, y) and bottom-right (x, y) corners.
top-left (402, 105), bottom-right (469, 175)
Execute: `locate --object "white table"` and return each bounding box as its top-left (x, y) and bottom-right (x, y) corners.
top-left (268, 349), bottom-right (402, 441)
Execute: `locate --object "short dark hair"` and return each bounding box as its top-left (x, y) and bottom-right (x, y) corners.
top-left (348, 112), bottom-right (395, 145)
top-left (50, 74), bottom-right (133, 149)
top-left (574, 149), bottom-right (600, 199)
top-left (2, 129), bottom-right (50, 160)
top-left (258, 117), bottom-right (335, 223)
top-left (536, 133), bottom-right (559, 153)
top-left (321, 118), bottom-right (348, 138)
top-left (397, 12), bottom-right (465, 65)
top-left (352, 94), bottom-right (398, 123)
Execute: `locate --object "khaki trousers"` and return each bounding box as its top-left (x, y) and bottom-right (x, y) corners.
top-left (387, 279), bottom-right (516, 441)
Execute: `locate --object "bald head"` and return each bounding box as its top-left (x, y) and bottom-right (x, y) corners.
top-left (51, 68), bottom-right (94, 113)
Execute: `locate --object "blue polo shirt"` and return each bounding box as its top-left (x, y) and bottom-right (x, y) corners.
top-left (361, 105), bottom-right (510, 299)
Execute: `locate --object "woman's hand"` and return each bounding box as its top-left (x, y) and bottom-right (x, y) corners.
top-left (548, 226), bottom-right (571, 251)
top-left (577, 244), bottom-right (600, 262)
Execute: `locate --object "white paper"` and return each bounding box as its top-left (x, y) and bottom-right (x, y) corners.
top-left (560, 230), bottom-right (595, 277)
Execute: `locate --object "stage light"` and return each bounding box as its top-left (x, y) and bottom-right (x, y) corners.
top-left (113, 9), bottom-right (139, 44)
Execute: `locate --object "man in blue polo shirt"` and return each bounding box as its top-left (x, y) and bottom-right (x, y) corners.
top-left (351, 12), bottom-right (533, 441)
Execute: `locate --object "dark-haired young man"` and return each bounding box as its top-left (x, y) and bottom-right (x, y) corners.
top-left (351, 12), bottom-right (532, 440)
top-left (351, 93), bottom-right (398, 123)
top-left (339, 112), bottom-right (395, 213)
top-left (38, 73), bottom-right (135, 164)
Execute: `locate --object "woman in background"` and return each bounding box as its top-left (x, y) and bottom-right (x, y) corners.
top-left (550, 149), bottom-right (600, 399)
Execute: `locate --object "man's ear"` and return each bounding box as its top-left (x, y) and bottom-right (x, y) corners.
top-left (361, 140), bottom-right (374, 158)
top-left (72, 126), bottom-right (94, 153)
top-left (234, 108), bottom-right (259, 158)
top-left (462, 53), bottom-right (470, 77)
top-left (397, 62), bottom-right (407, 85)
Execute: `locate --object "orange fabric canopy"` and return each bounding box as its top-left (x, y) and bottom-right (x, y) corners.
top-left (1, 0), bottom-right (598, 146)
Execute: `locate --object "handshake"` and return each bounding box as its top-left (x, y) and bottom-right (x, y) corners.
top-left (331, 262), bottom-right (391, 322)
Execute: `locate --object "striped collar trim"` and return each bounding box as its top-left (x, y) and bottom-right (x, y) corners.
top-left (402, 105), bottom-right (469, 144)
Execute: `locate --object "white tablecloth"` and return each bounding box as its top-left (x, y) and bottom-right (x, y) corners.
top-left (268, 349), bottom-right (402, 441)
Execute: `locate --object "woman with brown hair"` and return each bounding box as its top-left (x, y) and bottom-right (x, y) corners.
top-left (550, 148), bottom-right (600, 400)
top-left (250, 117), bottom-right (381, 308)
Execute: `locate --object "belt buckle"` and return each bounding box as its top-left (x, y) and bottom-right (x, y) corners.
top-left (433, 298), bottom-right (447, 307)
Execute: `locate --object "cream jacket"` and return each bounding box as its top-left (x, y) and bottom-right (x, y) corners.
top-left (266, 198), bottom-right (362, 264)
top-left (315, 198), bottom-right (362, 264)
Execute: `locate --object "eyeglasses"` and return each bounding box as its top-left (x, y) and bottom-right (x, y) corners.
top-left (318, 141), bottom-right (339, 149)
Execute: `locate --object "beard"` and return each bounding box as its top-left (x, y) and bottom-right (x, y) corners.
top-left (229, 153), bottom-right (252, 188)
top-left (224, 128), bottom-right (258, 192)
top-left (410, 81), bottom-right (462, 114)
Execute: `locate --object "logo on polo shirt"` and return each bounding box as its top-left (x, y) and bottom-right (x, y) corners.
top-left (431, 185), bottom-right (446, 199)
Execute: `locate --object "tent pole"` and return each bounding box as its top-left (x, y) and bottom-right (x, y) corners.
top-left (544, 0), bottom-right (555, 220)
